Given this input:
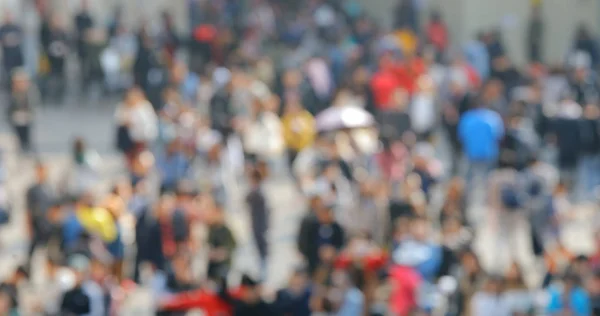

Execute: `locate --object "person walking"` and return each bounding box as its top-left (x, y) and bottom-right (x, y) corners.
top-left (25, 162), bottom-right (55, 272)
top-left (458, 101), bottom-right (504, 202)
top-left (246, 168), bottom-right (270, 278)
top-left (6, 70), bottom-right (39, 154)
top-left (0, 12), bottom-right (25, 90)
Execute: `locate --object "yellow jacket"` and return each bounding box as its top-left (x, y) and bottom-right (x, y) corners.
top-left (282, 111), bottom-right (316, 151)
top-left (76, 207), bottom-right (118, 243)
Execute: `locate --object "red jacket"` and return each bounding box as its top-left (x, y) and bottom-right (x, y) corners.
top-left (160, 289), bottom-right (244, 316)
top-left (427, 22), bottom-right (448, 52)
top-left (371, 70), bottom-right (401, 110)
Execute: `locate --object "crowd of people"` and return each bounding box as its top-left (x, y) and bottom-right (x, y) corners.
top-left (2, 0), bottom-right (600, 315)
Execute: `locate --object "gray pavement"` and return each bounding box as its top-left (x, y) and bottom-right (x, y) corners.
top-left (0, 101), bottom-right (596, 313)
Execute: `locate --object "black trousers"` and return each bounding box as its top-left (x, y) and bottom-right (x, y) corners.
top-left (13, 124), bottom-right (31, 153)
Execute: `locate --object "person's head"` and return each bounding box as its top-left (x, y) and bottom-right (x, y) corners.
top-left (248, 168), bottom-right (263, 188)
top-left (72, 137), bottom-right (86, 164)
top-left (481, 79), bottom-right (504, 104)
top-left (430, 11), bottom-right (442, 23)
top-left (505, 262), bottom-right (525, 287)
top-left (35, 162), bottom-right (48, 183)
top-left (166, 139), bottom-right (181, 155)
top-left (240, 274), bottom-right (262, 303)
top-left (410, 216), bottom-right (430, 241)
top-left (125, 87), bottom-right (145, 106)
top-left (207, 200), bottom-right (226, 225)
top-left (284, 94), bottom-right (303, 114)
top-left (283, 69), bottom-right (302, 89)
top-left (157, 193), bottom-right (176, 218)
top-left (316, 204), bottom-right (335, 224)
top-left (447, 177), bottom-right (465, 201)
top-left (288, 268), bottom-right (309, 292)
top-left (460, 249), bottom-right (481, 275)
top-left (576, 24), bottom-right (591, 41)
top-left (89, 259), bottom-right (109, 283)
top-left (11, 69), bottom-right (30, 93)
top-left (483, 275), bottom-right (505, 294)
top-left (171, 61), bottom-right (188, 84)
top-left (391, 88), bottom-right (410, 110)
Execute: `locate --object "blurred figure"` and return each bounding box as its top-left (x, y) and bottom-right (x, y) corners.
top-left (297, 203), bottom-right (345, 275)
top-left (246, 168), bottom-right (270, 278)
top-left (82, 28), bottom-right (108, 97)
top-left (470, 275), bottom-right (510, 316)
top-left (40, 14), bottom-right (69, 103)
top-left (75, 0), bottom-right (95, 82)
top-left (170, 61), bottom-right (199, 105)
top-left (274, 269), bottom-right (312, 316)
top-left (63, 137), bottom-right (101, 196)
top-left (458, 98), bottom-right (504, 199)
top-left (206, 202), bottom-right (236, 281)
top-left (0, 12), bottom-right (24, 90)
top-left (572, 25), bottom-right (599, 67)
top-left (160, 11), bottom-right (180, 68)
top-left (114, 87), bottom-right (158, 162)
top-left (156, 139), bottom-right (189, 194)
top-left (219, 274), bottom-right (276, 315)
top-left (26, 162), bottom-right (55, 271)
top-left (426, 11), bottom-right (448, 58)
top-left (546, 272), bottom-right (591, 315)
top-left (60, 255), bottom-right (92, 315)
top-left (394, 0), bottom-right (418, 33)
top-left (7, 69), bottom-right (39, 153)
top-left (527, 4), bottom-right (544, 63)
top-left (281, 96), bottom-right (316, 170)
top-left (134, 194), bottom-right (172, 282)
top-left (0, 267), bottom-right (27, 315)
top-left (134, 32), bottom-right (167, 109)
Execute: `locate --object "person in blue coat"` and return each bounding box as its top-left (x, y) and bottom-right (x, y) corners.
top-left (547, 273), bottom-right (591, 316)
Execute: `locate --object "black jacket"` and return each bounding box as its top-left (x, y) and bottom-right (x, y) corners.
top-left (61, 286), bottom-right (91, 315)
top-left (209, 87), bottom-right (234, 136)
top-left (135, 208), bottom-right (166, 271)
top-left (297, 216), bottom-right (345, 273)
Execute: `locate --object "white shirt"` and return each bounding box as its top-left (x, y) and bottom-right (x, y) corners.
top-left (115, 102), bottom-right (158, 142)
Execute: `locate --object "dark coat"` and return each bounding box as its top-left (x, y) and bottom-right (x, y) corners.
top-left (61, 286), bottom-right (91, 315)
top-left (551, 117), bottom-right (582, 169)
top-left (297, 216), bottom-right (345, 273)
top-left (135, 208), bottom-right (166, 271)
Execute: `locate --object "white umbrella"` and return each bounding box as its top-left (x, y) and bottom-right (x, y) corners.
top-left (315, 106), bottom-right (375, 132)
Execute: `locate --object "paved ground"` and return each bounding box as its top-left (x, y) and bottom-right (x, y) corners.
top-left (0, 98), bottom-right (596, 313)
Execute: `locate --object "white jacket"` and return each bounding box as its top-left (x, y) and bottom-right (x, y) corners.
top-left (115, 101), bottom-right (158, 142)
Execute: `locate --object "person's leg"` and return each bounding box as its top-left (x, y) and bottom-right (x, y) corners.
top-left (253, 229), bottom-right (268, 279)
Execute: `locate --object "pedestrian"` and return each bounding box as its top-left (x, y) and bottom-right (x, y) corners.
top-left (0, 12), bottom-right (24, 90)
top-left (458, 99), bottom-right (504, 199)
top-left (281, 95), bottom-right (316, 171)
top-left (206, 202), bottom-right (236, 281)
top-left (74, 0), bottom-right (95, 85)
top-left (7, 69), bottom-right (39, 154)
top-left (297, 202), bottom-right (345, 275)
top-left (114, 87), bottom-right (158, 163)
top-left (40, 15), bottom-right (69, 103)
top-left (527, 4), bottom-right (544, 63)
top-left (246, 168), bottom-right (270, 278)
top-left (25, 162), bottom-right (55, 271)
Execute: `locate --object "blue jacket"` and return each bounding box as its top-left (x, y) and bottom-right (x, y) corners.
top-left (547, 285), bottom-right (591, 316)
top-left (156, 151), bottom-right (189, 188)
top-left (459, 108), bottom-right (504, 161)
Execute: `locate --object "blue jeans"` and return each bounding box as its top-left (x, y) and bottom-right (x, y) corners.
top-left (578, 154), bottom-right (600, 201)
top-left (465, 159), bottom-right (496, 204)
